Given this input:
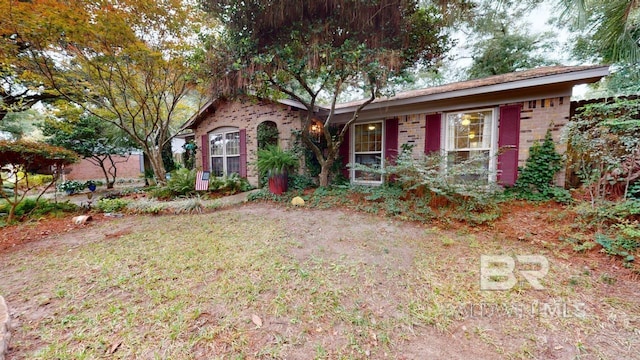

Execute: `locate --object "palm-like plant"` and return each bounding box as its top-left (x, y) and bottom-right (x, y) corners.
top-left (561, 0), bottom-right (640, 63)
top-left (256, 145), bottom-right (298, 176)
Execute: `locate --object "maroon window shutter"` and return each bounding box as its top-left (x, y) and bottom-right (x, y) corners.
top-left (338, 125), bottom-right (350, 178)
top-left (497, 104), bottom-right (522, 186)
top-left (384, 118), bottom-right (399, 165)
top-left (239, 129), bottom-right (247, 178)
top-left (201, 134), bottom-right (209, 171)
top-left (424, 113), bottom-right (441, 154)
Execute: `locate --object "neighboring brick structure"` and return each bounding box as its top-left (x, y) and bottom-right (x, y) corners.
top-left (65, 154), bottom-right (142, 181)
top-left (193, 97), bottom-right (305, 186)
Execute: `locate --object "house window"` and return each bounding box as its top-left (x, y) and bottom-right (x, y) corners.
top-left (445, 109), bottom-right (495, 182)
top-left (209, 128), bottom-right (240, 177)
top-left (353, 121), bottom-right (383, 183)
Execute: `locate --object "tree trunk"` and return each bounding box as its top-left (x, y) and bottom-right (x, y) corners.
top-left (318, 157), bottom-right (335, 187)
top-left (147, 148), bottom-right (167, 186)
top-left (95, 157), bottom-right (114, 189)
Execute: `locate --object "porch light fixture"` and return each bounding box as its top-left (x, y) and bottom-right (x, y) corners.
top-left (310, 123), bottom-right (320, 133)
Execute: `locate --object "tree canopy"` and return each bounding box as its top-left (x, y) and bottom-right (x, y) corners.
top-left (2, 0), bottom-right (207, 184)
top-left (561, 0), bottom-right (640, 64)
top-left (202, 0), bottom-right (452, 185)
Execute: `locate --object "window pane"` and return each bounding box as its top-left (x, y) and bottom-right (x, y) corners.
top-left (354, 123), bottom-right (382, 152)
top-left (227, 156), bottom-right (240, 175)
top-left (447, 111), bottom-right (492, 150)
top-left (226, 132), bottom-right (240, 155)
top-left (210, 133), bottom-right (224, 156)
top-left (211, 157), bottom-right (224, 177)
top-left (447, 150), bottom-right (489, 182)
top-left (354, 154), bottom-right (382, 181)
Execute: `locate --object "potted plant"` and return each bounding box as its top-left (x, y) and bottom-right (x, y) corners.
top-left (256, 145), bottom-right (298, 195)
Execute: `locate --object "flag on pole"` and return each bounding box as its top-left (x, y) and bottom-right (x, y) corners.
top-left (195, 171), bottom-right (210, 191)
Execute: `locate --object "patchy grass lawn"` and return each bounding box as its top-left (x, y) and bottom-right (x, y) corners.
top-left (0, 203), bottom-right (638, 359)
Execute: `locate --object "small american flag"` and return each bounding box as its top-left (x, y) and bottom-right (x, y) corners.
top-left (195, 171), bottom-right (210, 191)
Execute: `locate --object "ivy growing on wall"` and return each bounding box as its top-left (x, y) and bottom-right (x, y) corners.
top-left (508, 129), bottom-right (571, 203)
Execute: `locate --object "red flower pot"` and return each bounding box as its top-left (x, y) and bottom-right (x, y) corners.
top-left (268, 173), bottom-right (288, 195)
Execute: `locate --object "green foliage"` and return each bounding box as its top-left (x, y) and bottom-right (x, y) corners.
top-left (203, 0), bottom-right (450, 186)
top-left (595, 231), bottom-right (638, 263)
top-left (125, 200), bottom-right (167, 215)
top-left (57, 180), bottom-right (86, 194)
top-left (0, 139), bottom-right (79, 169)
top-left (209, 173), bottom-right (254, 194)
top-left (173, 197), bottom-right (205, 214)
top-left (561, 0), bottom-right (639, 64)
top-left (574, 199), bottom-right (640, 228)
top-left (0, 139), bottom-right (79, 222)
top-left (256, 145), bottom-right (298, 176)
top-left (288, 174), bottom-right (316, 191)
top-left (148, 186), bottom-right (174, 200)
top-left (0, 199), bottom-right (78, 222)
top-left (95, 198), bottom-right (130, 213)
top-left (508, 129), bottom-right (570, 203)
top-left (167, 168), bottom-right (197, 197)
top-left (567, 98), bottom-right (640, 202)
top-left (467, 30), bottom-right (557, 79)
top-left (257, 122), bottom-right (279, 150)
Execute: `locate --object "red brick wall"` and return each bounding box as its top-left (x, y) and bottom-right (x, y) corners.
top-left (65, 154), bottom-right (142, 181)
top-left (194, 97), bottom-right (305, 186)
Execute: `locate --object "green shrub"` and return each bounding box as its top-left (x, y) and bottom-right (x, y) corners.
top-left (0, 199), bottom-right (78, 221)
top-left (125, 200), bottom-right (167, 215)
top-left (57, 180), bottom-right (86, 194)
top-left (209, 173), bottom-right (253, 194)
top-left (167, 168), bottom-right (197, 197)
top-left (288, 174), bottom-right (316, 190)
top-left (147, 186), bottom-right (174, 200)
top-left (95, 198), bottom-right (130, 213)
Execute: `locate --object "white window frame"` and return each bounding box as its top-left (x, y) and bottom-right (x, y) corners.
top-left (351, 120), bottom-right (385, 185)
top-left (443, 108), bottom-right (498, 183)
top-left (209, 127), bottom-right (240, 177)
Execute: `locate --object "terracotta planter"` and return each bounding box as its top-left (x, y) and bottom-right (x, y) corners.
top-left (268, 173), bottom-right (288, 195)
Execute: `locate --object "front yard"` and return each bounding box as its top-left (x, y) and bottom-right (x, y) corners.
top-left (0, 203), bottom-right (638, 359)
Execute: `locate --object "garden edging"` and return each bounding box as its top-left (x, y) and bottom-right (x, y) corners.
top-left (0, 295), bottom-right (9, 360)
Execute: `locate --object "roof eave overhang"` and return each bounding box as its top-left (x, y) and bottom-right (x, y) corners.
top-left (332, 66), bottom-right (610, 115)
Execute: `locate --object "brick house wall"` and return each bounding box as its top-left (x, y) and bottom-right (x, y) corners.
top-left (65, 154), bottom-right (142, 181)
top-left (194, 97), bottom-right (305, 186)
top-left (396, 96), bottom-right (570, 184)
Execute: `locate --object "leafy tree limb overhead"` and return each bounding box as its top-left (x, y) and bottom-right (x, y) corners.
top-left (202, 0), bottom-right (452, 186)
top-left (560, 0), bottom-right (640, 63)
top-left (3, 0), bottom-right (207, 184)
